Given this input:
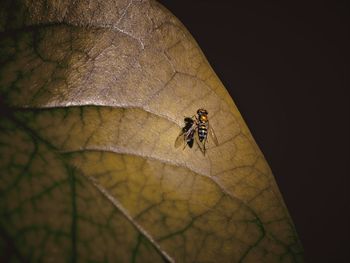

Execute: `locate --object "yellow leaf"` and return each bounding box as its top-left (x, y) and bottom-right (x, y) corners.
top-left (0, 0), bottom-right (303, 262)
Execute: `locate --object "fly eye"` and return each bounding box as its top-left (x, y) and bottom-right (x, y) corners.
top-left (197, 108), bottom-right (206, 114)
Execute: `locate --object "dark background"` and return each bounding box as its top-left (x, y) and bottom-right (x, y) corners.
top-left (158, 1), bottom-right (349, 262)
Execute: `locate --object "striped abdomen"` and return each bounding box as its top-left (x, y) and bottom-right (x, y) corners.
top-left (198, 122), bottom-right (207, 142)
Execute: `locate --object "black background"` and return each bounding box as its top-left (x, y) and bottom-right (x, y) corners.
top-left (158, 1), bottom-right (349, 262)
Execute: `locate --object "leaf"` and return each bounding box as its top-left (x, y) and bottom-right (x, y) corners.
top-left (0, 0), bottom-right (303, 262)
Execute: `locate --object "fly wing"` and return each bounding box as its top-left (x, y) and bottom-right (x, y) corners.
top-left (175, 122), bottom-right (196, 149)
top-left (184, 123), bottom-right (196, 148)
top-left (174, 130), bottom-right (185, 148)
top-left (187, 130), bottom-right (195, 148)
top-left (208, 123), bottom-right (219, 146)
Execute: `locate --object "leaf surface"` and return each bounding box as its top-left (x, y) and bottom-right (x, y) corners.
top-left (0, 0), bottom-right (303, 262)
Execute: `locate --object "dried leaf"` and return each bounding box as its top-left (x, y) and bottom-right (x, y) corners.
top-left (0, 0), bottom-right (303, 262)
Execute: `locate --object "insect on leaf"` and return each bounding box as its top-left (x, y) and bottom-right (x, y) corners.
top-left (0, 0), bottom-right (303, 262)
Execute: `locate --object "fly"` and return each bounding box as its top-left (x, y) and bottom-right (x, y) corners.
top-left (175, 109), bottom-right (218, 155)
top-left (194, 108), bottom-right (218, 155)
